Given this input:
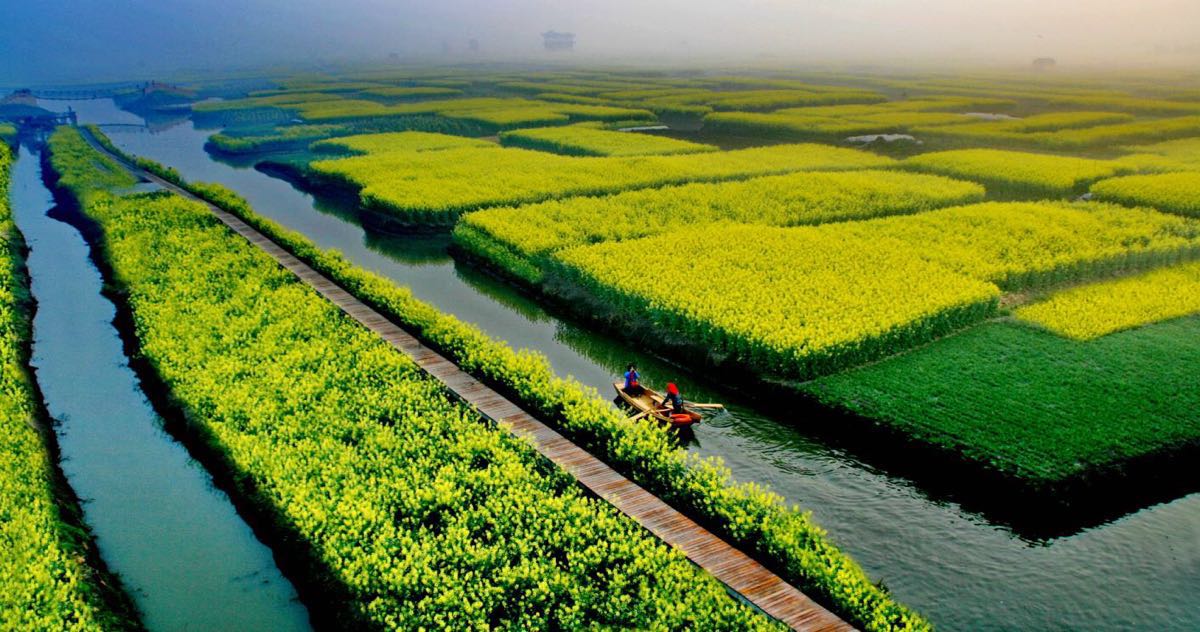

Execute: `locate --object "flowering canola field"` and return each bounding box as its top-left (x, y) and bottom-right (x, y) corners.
top-left (546, 200), bottom-right (1200, 379)
top-left (310, 134), bottom-right (893, 225)
top-left (551, 224), bottom-right (1002, 380)
top-left (902, 149), bottom-right (1127, 196)
top-left (498, 125), bottom-right (718, 156)
top-left (1015, 260), bottom-right (1200, 340)
top-left (1091, 172), bottom-right (1200, 218)
top-left (455, 169), bottom-right (985, 284)
top-left (835, 201), bottom-right (1200, 290)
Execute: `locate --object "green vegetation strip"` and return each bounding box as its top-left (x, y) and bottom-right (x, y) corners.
top-left (0, 146), bottom-right (136, 629)
top-left (804, 319), bottom-right (1200, 487)
top-left (207, 124), bottom-right (349, 155)
top-left (88, 128), bottom-right (929, 631)
top-left (50, 128), bottom-right (777, 630)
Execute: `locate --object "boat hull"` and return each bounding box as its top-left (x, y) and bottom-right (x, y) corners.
top-left (613, 381), bottom-right (702, 428)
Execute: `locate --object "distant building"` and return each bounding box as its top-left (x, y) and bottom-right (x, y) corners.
top-left (1, 89), bottom-right (37, 107)
top-left (542, 30), bottom-right (575, 52)
top-left (1032, 57), bottom-right (1056, 70)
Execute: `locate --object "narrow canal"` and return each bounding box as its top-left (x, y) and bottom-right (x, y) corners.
top-left (10, 143), bottom-right (311, 631)
top-left (69, 99), bottom-right (1200, 631)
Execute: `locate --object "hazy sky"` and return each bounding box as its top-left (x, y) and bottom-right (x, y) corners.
top-left (3, 0), bottom-right (1199, 85)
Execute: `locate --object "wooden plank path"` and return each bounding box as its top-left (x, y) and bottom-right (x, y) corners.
top-left (85, 131), bottom-right (854, 632)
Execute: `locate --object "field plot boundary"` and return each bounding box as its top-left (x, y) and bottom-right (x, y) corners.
top-left (83, 131), bottom-right (852, 632)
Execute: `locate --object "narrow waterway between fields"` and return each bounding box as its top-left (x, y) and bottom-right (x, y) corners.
top-left (70, 98), bottom-right (1200, 631)
top-left (10, 143), bottom-right (311, 632)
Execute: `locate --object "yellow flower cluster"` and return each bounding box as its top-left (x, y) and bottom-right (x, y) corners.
top-left (1123, 136), bottom-right (1200, 169)
top-left (655, 88), bottom-right (885, 111)
top-left (1015, 260), bottom-right (1200, 340)
top-left (916, 115), bottom-right (1200, 150)
top-left (358, 86), bottom-right (463, 100)
top-left (1045, 95), bottom-right (1200, 115)
top-left (498, 124), bottom-right (718, 156)
top-left (311, 135), bottom-right (894, 225)
top-left (312, 130), bottom-right (493, 155)
top-left (551, 223), bottom-right (1001, 380)
top-left (455, 169), bottom-right (984, 284)
top-left (902, 148), bottom-right (1126, 195)
top-left (838, 201), bottom-right (1200, 290)
top-left (200, 92), bottom-right (653, 129)
top-left (703, 100), bottom-right (989, 139)
top-left (1091, 172), bottom-right (1200, 218)
top-left (547, 199), bottom-right (1200, 377)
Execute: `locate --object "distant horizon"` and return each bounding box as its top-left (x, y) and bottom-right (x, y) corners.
top-left (2, 0), bottom-right (1198, 86)
top-left (4, 54), bottom-right (1199, 92)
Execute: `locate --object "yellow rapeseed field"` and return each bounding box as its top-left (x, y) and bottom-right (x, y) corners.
top-left (1015, 260), bottom-right (1200, 339)
top-left (551, 223), bottom-right (1001, 379)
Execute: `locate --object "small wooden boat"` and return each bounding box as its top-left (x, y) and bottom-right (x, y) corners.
top-left (613, 381), bottom-right (703, 429)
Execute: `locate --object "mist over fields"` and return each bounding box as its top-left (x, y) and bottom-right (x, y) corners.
top-left (3, 0), bottom-right (1200, 84)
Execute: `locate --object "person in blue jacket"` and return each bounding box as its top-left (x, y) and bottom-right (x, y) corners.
top-left (623, 363), bottom-right (644, 396)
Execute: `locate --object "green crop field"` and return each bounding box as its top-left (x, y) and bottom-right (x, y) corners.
top-left (803, 318), bottom-right (1200, 487)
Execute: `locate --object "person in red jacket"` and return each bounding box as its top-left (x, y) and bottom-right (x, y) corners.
top-left (660, 382), bottom-right (685, 415)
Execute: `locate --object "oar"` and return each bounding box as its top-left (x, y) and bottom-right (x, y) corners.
top-left (628, 410), bottom-right (651, 422)
top-left (685, 402), bottom-right (725, 410)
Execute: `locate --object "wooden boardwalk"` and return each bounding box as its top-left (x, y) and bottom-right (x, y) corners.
top-left (86, 131), bottom-right (854, 632)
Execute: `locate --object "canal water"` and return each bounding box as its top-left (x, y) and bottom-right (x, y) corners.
top-left (66, 99), bottom-right (1200, 631)
top-left (10, 143), bottom-right (311, 631)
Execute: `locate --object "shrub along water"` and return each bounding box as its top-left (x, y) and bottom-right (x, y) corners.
top-left (88, 126), bottom-right (931, 631)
